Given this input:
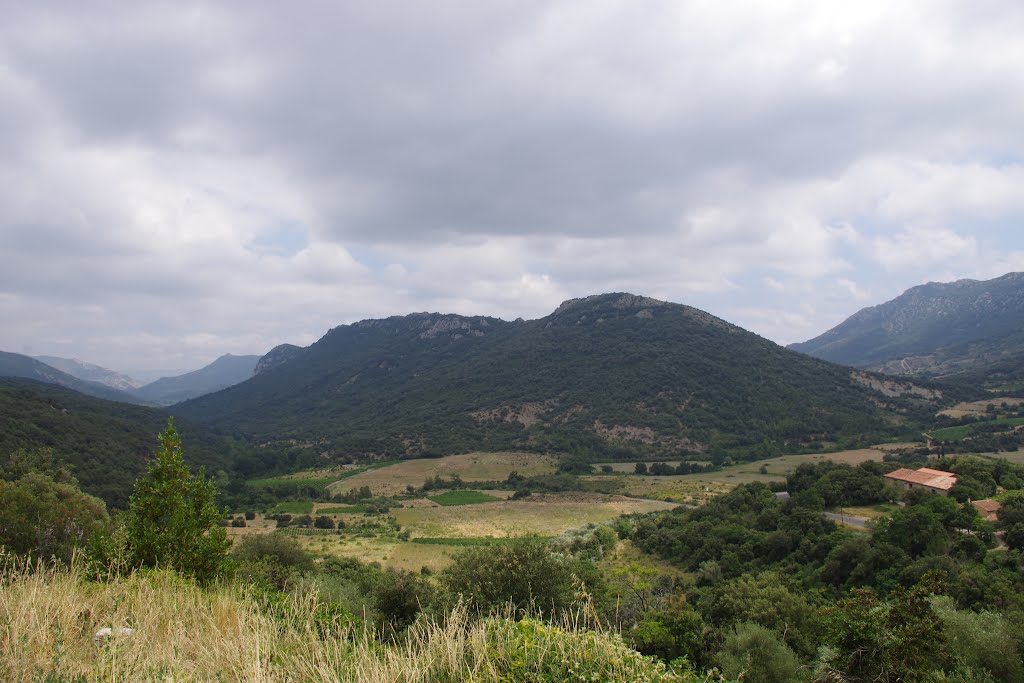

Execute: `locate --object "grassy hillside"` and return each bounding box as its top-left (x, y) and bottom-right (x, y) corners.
top-left (177, 293), bottom-right (951, 462)
top-left (1, 566), bottom-right (711, 683)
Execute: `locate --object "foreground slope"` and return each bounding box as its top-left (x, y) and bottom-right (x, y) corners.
top-left (177, 293), bottom-right (946, 460)
top-left (133, 353), bottom-right (260, 405)
top-left (791, 272), bottom-right (1024, 384)
top-left (0, 378), bottom-right (229, 508)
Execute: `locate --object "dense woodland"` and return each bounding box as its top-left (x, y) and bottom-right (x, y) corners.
top-left (175, 295), bottom-right (963, 463)
top-left (4, 412), bottom-right (1024, 681)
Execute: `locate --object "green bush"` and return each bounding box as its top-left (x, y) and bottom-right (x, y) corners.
top-left (441, 536), bottom-right (604, 618)
top-left (715, 622), bottom-right (801, 683)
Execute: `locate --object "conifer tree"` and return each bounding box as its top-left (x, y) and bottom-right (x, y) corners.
top-left (126, 417), bottom-right (228, 581)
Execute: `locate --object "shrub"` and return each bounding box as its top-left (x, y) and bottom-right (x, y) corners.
top-left (715, 622), bottom-right (801, 683)
top-left (244, 511), bottom-right (256, 520)
top-left (231, 516), bottom-right (246, 527)
top-left (314, 515), bottom-right (336, 529)
top-left (232, 533), bottom-right (315, 573)
top-left (441, 536), bottom-right (604, 618)
top-left (0, 472), bottom-right (108, 564)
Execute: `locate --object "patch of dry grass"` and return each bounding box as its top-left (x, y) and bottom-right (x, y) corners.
top-left (938, 397), bottom-right (1024, 419)
top-left (588, 446), bottom-right (902, 502)
top-left (393, 493), bottom-right (676, 539)
top-left (328, 452), bottom-right (557, 497)
top-left (0, 561), bottom-right (699, 682)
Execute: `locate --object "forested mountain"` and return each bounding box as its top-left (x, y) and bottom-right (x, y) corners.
top-left (133, 353), bottom-right (260, 405)
top-left (176, 293), bottom-right (952, 461)
top-left (790, 272), bottom-right (1024, 385)
top-left (34, 355), bottom-right (142, 391)
top-left (0, 351), bottom-right (144, 404)
top-left (0, 378), bottom-right (232, 508)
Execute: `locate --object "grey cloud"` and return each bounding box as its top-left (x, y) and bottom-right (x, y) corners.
top-left (2, 1), bottom-right (1024, 373)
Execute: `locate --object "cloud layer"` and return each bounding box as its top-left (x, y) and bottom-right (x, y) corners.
top-left (2, 1), bottom-right (1023, 375)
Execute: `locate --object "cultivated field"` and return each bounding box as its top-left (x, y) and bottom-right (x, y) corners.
top-left (392, 493), bottom-right (676, 539)
top-left (938, 397), bottom-right (1024, 419)
top-left (275, 492), bottom-right (675, 572)
top-left (327, 452), bottom-right (557, 496)
top-left (589, 445), bottom-right (914, 502)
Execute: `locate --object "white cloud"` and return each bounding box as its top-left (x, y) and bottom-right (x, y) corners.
top-left (872, 227), bottom-right (977, 272)
top-left (0, 1), bottom-right (1023, 372)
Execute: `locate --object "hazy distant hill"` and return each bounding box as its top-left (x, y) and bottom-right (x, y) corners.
top-left (134, 354), bottom-right (260, 406)
top-left (176, 293), bottom-right (950, 461)
top-left (0, 351), bottom-right (143, 404)
top-left (790, 272), bottom-right (1024, 385)
top-left (0, 378), bottom-right (229, 508)
top-left (35, 355), bottom-right (142, 391)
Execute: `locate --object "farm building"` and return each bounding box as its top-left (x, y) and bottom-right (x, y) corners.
top-left (971, 498), bottom-right (1002, 522)
top-left (883, 467), bottom-right (957, 496)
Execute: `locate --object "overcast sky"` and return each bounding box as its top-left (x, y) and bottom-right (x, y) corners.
top-left (2, 1), bottom-right (1023, 378)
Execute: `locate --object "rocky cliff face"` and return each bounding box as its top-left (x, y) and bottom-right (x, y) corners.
top-left (255, 344), bottom-right (305, 374)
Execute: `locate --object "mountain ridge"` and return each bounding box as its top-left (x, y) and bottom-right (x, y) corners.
top-left (176, 292), bottom-right (951, 461)
top-left (790, 272), bottom-right (1024, 384)
top-left (0, 351), bottom-right (146, 404)
top-left (133, 353), bottom-right (260, 406)
top-left (34, 355), bottom-right (142, 391)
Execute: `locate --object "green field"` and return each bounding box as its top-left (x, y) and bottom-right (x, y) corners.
top-left (427, 490), bottom-right (502, 506)
top-left (931, 416), bottom-right (1024, 442)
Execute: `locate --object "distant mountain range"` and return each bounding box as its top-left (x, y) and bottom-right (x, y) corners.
top-left (34, 355), bottom-right (142, 391)
top-left (176, 293), bottom-right (950, 460)
top-left (0, 351), bottom-right (143, 403)
top-left (132, 354), bottom-right (259, 406)
top-left (790, 272), bottom-right (1024, 385)
top-left (10, 353), bottom-right (262, 406)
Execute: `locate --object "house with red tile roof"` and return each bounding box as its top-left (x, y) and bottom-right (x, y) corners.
top-left (884, 467), bottom-right (957, 497)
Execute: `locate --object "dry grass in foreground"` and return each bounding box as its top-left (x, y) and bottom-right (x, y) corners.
top-left (0, 560), bottom-right (721, 683)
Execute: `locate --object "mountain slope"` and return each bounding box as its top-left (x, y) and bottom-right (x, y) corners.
top-left (34, 355), bottom-right (142, 391)
top-left (0, 378), bottom-right (230, 508)
top-left (176, 293), bottom-right (950, 461)
top-left (790, 272), bottom-right (1024, 384)
top-left (134, 354), bottom-right (260, 405)
top-left (0, 351), bottom-right (144, 404)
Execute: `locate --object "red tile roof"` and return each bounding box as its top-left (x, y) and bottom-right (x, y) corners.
top-left (884, 467), bottom-right (957, 491)
top-left (971, 499), bottom-right (1002, 514)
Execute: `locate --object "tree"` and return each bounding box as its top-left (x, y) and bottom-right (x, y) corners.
top-left (126, 418), bottom-right (229, 581)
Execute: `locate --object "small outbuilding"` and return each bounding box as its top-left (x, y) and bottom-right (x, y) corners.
top-left (971, 498), bottom-right (1002, 522)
